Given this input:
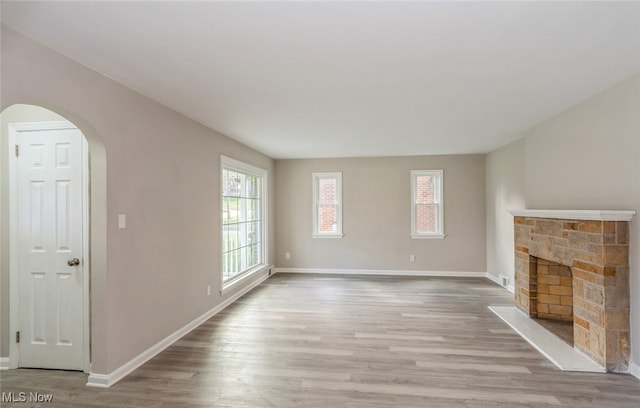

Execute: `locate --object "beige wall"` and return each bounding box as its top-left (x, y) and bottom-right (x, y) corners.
top-left (485, 138), bottom-right (525, 287)
top-left (1, 26), bottom-right (276, 374)
top-left (275, 155), bottom-right (486, 272)
top-left (486, 73), bottom-right (640, 372)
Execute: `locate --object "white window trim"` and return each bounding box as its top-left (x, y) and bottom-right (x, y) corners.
top-left (411, 169), bottom-right (446, 239)
top-left (220, 155), bottom-right (269, 291)
top-left (312, 172), bottom-right (344, 238)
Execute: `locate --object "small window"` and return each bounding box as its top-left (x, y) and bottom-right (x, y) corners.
top-left (411, 170), bottom-right (445, 239)
top-left (221, 156), bottom-right (267, 286)
top-left (312, 172), bottom-right (343, 238)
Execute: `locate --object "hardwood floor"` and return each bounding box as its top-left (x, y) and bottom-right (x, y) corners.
top-left (2, 274), bottom-right (639, 407)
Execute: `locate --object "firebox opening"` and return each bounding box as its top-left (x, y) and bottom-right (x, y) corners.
top-left (532, 256), bottom-right (574, 346)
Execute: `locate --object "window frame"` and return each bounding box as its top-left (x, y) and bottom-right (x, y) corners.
top-left (220, 155), bottom-right (268, 291)
top-left (312, 171), bottom-right (344, 239)
top-left (411, 169), bottom-right (445, 239)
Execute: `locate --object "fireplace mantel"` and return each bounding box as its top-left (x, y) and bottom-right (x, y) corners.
top-left (509, 209), bottom-right (635, 222)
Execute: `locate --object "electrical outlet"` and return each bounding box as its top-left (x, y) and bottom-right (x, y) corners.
top-left (409, 255), bottom-right (415, 262)
top-left (207, 285), bottom-right (211, 296)
top-left (285, 252), bottom-right (291, 260)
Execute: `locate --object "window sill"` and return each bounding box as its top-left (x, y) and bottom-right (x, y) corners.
top-left (221, 264), bottom-right (268, 295)
top-left (411, 233), bottom-right (447, 240)
top-left (312, 233), bottom-right (345, 239)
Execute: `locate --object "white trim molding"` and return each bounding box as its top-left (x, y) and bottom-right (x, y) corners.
top-left (220, 264), bottom-right (271, 295)
top-left (220, 155), bottom-right (269, 290)
top-left (486, 273), bottom-right (515, 293)
top-left (509, 209), bottom-right (636, 222)
top-left (630, 361), bottom-right (640, 380)
top-left (87, 271), bottom-right (271, 388)
top-left (0, 357), bottom-right (10, 370)
top-left (275, 267), bottom-right (485, 278)
top-left (411, 233), bottom-right (446, 240)
top-left (411, 169), bottom-right (445, 239)
top-left (312, 171), bottom-right (343, 239)
top-left (312, 233), bottom-right (345, 239)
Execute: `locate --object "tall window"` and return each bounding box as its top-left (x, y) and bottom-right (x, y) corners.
top-left (312, 172), bottom-right (343, 238)
top-left (221, 156), bottom-right (267, 284)
top-left (411, 170), bottom-right (445, 239)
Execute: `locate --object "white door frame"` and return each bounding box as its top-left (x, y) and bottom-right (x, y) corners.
top-left (8, 121), bottom-right (91, 372)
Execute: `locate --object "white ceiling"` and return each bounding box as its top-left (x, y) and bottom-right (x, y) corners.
top-left (2, 1), bottom-right (639, 159)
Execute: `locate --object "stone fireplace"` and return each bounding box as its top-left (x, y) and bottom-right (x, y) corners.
top-left (510, 210), bottom-right (635, 372)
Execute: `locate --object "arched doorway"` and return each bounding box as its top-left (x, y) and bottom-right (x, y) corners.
top-left (1, 104), bottom-right (107, 373)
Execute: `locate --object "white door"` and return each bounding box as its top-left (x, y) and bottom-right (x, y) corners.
top-left (15, 123), bottom-right (86, 370)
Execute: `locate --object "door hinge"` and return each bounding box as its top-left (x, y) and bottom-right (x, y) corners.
top-left (16, 331), bottom-right (20, 343)
top-left (15, 144), bottom-right (19, 157)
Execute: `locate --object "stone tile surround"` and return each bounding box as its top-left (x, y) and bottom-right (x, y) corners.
top-left (510, 210), bottom-right (635, 372)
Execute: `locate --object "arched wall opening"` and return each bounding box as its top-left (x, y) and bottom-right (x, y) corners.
top-left (1, 103), bottom-right (108, 373)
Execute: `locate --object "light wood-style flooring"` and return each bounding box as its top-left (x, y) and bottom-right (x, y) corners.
top-left (2, 274), bottom-right (639, 407)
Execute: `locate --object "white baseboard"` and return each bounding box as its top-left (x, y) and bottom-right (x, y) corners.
top-left (274, 267), bottom-right (486, 278)
top-left (86, 373), bottom-right (110, 387)
top-left (0, 357), bottom-right (10, 370)
top-left (485, 273), bottom-right (515, 293)
top-left (87, 271), bottom-right (270, 388)
top-left (630, 361), bottom-right (640, 380)
top-left (485, 273), bottom-right (501, 285)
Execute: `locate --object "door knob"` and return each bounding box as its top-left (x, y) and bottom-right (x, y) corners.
top-left (67, 258), bottom-right (80, 266)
